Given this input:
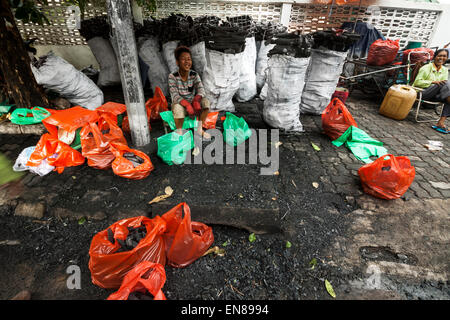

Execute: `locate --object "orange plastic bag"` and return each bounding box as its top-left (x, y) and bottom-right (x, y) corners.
top-left (42, 106), bottom-right (99, 138)
top-left (109, 142), bottom-right (154, 180)
top-left (80, 115), bottom-right (128, 169)
top-left (107, 261), bottom-right (167, 300)
top-left (322, 98), bottom-right (358, 141)
top-left (146, 86), bottom-right (169, 121)
top-left (367, 39), bottom-right (400, 66)
top-left (358, 154), bottom-right (415, 200)
top-left (203, 111), bottom-right (219, 129)
top-left (27, 133), bottom-right (85, 173)
top-left (95, 102), bottom-right (127, 123)
top-left (88, 215), bottom-right (167, 289)
top-left (160, 203), bottom-right (214, 268)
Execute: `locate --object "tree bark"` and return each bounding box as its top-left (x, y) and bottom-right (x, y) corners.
top-left (0, 0), bottom-right (48, 108)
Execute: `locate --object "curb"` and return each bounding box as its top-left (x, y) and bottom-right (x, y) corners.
top-left (0, 122), bottom-right (46, 135)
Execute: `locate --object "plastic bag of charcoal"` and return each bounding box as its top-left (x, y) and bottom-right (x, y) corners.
top-left (202, 23), bottom-right (247, 111)
top-left (300, 30), bottom-right (360, 115)
top-left (88, 216), bottom-right (167, 289)
top-left (262, 32), bottom-right (314, 132)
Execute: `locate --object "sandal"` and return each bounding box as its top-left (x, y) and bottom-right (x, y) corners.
top-left (432, 125), bottom-right (449, 134)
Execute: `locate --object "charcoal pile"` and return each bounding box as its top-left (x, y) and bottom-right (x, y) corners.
top-left (127, 291), bottom-right (154, 300)
top-left (311, 30), bottom-right (360, 52)
top-left (203, 24), bottom-right (247, 54)
top-left (79, 16), bottom-right (110, 41)
top-left (107, 226), bottom-right (147, 253)
top-left (267, 32), bottom-right (314, 58)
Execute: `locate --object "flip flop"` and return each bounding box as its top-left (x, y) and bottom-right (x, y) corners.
top-left (432, 125), bottom-right (449, 134)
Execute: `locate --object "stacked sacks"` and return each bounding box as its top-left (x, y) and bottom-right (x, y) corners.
top-left (300, 30), bottom-right (360, 115)
top-left (262, 32), bottom-right (313, 132)
top-left (79, 16), bottom-right (121, 88)
top-left (202, 23), bottom-right (247, 111)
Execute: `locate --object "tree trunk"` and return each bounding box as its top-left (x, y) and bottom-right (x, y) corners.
top-left (0, 0), bottom-right (48, 108)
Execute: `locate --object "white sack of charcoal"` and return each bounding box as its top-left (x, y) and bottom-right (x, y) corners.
top-left (300, 49), bottom-right (347, 115)
top-left (235, 36), bottom-right (257, 102)
top-left (190, 41), bottom-right (207, 79)
top-left (138, 36), bottom-right (170, 97)
top-left (31, 52), bottom-right (104, 110)
top-left (263, 54), bottom-right (310, 132)
top-left (255, 41), bottom-right (275, 90)
top-left (202, 49), bottom-right (242, 112)
top-left (162, 40), bottom-right (180, 74)
top-left (87, 36), bottom-right (121, 87)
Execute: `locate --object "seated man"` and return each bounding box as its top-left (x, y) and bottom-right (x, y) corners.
top-left (168, 46), bottom-right (211, 139)
top-left (413, 48), bottom-right (450, 134)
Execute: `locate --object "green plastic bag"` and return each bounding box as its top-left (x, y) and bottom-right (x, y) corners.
top-left (223, 112), bottom-right (252, 146)
top-left (160, 111), bottom-right (198, 130)
top-left (10, 107), bottom-right (51, 125)
top-left (0, 104), bottom-right (13, 115)
top-left (332, 126), bottom-right (388, 163)
top-left (157, 131), bottom-right (194, 165)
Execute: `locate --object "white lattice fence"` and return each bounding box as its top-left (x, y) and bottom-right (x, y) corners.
top-left (289, 3), bottom-right (440, 48)
top-left (145, 0), bottom-right (282, 22)
top-left (15, 1), bottom-right (441, 48)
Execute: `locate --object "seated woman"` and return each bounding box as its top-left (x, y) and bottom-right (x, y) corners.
top-left (413, 48), bottom-right (449, 134)
top-left (168, 46), bottom-right (211, 139)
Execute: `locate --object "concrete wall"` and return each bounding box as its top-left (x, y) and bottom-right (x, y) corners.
top-left (35, 45), bottom-right (99, 70)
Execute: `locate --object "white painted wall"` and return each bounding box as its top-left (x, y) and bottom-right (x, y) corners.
top-left (34, 45), bottom-right (99, 70)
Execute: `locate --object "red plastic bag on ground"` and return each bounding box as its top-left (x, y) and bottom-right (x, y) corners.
top-left (42, 106), bottom-right (99, 138)
top-left (203, 111), bottom-right (219, 129)
top-left (146, 86), bottom-right (169, 121)
top-left (27, 133), bottom-right (85, 173)
top-left (367, 39), bottom-right (400, 66)
top-left (402, 47), bottom-right (434, 65)
top-left (331, 88), bottom-right (349, 104)
top-left (160, 203), bottom-right (214, 268)
top-left (109, 142), bottom-right (154, 180)
top-left (80, 115), bottom-right (127, 169)
top-left (95, 102), bottom-right (127, 123)
top-left (358, 154), bottom-right (415, 200)
top-left (88, 215), bottom-right (167, 289)
top-left (107, 261), bottom-right (167, 300)
top-left (322, 98), bottom-right (358, 141)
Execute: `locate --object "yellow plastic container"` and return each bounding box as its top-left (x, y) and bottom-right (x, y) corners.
top-left (379, 85), bottom-right (417, 120)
